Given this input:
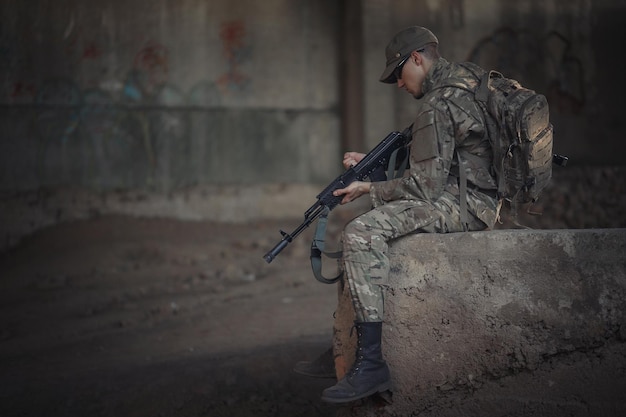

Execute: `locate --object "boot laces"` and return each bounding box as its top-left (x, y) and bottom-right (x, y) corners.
top-left (347, 325), bottom-right (364, 377)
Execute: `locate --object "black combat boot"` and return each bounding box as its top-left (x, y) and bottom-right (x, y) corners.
top-left (293, 346), bottom-right (336, 378)
top-left (321, 321), bottom-right (391, 403)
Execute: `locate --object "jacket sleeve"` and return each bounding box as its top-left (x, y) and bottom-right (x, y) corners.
top-left (370, 103), bottom-right (455, 206)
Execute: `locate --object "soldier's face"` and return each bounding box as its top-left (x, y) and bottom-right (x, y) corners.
top-left (396, 53), bottom-right (428, 99)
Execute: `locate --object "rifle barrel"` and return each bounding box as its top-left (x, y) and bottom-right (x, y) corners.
top-left (263, 205), bottom-right (327, 263)
top-left (263, 238), bottom-right (290, 263)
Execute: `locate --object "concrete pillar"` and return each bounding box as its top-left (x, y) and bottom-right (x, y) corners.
top-left (340, 0), bottom-right (365, 154)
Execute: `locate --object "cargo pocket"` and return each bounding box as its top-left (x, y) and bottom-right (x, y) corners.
top-left (388, 200), bottom-right (439, 234)
top-left (369, 236), bottom-right (390, 284)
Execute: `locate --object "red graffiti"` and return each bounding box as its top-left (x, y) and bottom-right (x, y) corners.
top-left (220, 20), bottom-right (246, 61)
top-left (82, 41), bottom-right (102, 60)
top-left (10, 81), bottom-right (36, 99)
top-left (134, 42), bottom-right (169, 74)
top-left (217, 20), bottom-right (249, 91)
top-left (132, 41), bottom-right (169, 94)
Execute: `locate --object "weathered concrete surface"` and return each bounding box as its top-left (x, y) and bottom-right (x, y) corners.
top-left (334, 228), bottom-right (626, 417)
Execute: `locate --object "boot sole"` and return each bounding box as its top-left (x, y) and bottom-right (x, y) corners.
top-left (320, 380), bottom-right (392, 404)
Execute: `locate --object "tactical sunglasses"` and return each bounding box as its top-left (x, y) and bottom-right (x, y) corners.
top-left (393, 49), bottom-right (424, 80)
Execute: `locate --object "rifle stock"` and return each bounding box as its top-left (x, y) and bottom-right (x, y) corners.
top-left (263, 126), bottom-right (412, 264)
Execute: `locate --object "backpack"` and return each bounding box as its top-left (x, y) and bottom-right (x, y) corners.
top-left (457, 62), bottom-right (556, 222)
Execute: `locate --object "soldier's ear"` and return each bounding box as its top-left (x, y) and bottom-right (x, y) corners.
top-left (411, 51), bottom-right (423, 66)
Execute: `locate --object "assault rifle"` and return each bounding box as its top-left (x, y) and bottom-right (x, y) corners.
top-left (263, 125), bottom-right (412, 264)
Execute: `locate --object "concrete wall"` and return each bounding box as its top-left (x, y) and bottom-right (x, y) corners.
top-left (1, 0), bottom-right (626, 249)
top-left (2, 0), bottom-right (625, 191)
top-left (362, 0), bottom-right (626, 165)
top-left (333, 228), bottom-right (626, 417)
top-left (0, 0), bottom-right (341, 192)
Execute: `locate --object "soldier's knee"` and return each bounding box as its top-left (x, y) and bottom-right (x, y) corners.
top-left (343, 218), bottom-right (366, 237)
top-left (342, 220), bottom-right (370, 254)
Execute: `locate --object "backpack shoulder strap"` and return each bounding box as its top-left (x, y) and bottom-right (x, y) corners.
top-left (477, 70), bottom-right (503, 102)
top-left (457, 61), bottom-right (502, 103)
top-left (435, 62), bottom-right (502, 230)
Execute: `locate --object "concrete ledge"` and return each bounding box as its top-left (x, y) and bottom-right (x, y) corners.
top-left (333, 228), bottom-right (626, 417)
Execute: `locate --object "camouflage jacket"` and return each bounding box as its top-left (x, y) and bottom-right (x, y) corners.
top-left (370, 58), bottom-right (499, 228)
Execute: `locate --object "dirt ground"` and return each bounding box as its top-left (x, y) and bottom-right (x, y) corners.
top-left (0, 169), bottom-right (624, 417)
top-left (0, 213), bottom-right (363, 417)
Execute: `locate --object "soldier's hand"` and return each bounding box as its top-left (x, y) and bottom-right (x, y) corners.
top-left (333, 181), bottom-right (371, 205)
top-left (342, 152), bottom-right (366, 169)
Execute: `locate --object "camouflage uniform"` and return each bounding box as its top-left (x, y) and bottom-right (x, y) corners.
top-left (343, 58), bottom-right (500, 323)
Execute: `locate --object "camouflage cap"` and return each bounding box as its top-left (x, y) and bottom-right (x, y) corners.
top-left (379, 26), bottom-right (439, 84)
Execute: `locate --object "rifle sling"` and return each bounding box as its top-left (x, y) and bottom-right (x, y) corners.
top-left (310, 208), bottom-right (343, 284)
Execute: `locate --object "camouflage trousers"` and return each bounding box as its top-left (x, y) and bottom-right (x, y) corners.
top-left (342, 192), bottom-right (486, 323)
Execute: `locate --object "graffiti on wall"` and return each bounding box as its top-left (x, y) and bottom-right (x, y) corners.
top-left (468, 27), bottom-right (585, 114)
top-left (217, 20), bottom-right (251, 92)
top-left (1, 18), bottom-right (256, 190)
top-left (126, 41), bottom-right (170, 100)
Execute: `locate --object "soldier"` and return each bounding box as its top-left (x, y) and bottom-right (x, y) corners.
top-left (319, 26), bottom-right (500, 404)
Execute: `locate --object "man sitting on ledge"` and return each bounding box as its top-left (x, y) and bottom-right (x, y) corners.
top-left (310, 25), bottom-right (503, 404)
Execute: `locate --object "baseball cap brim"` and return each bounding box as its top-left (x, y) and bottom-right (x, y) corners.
top-left (379, 55), bottom-right (408, 84)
